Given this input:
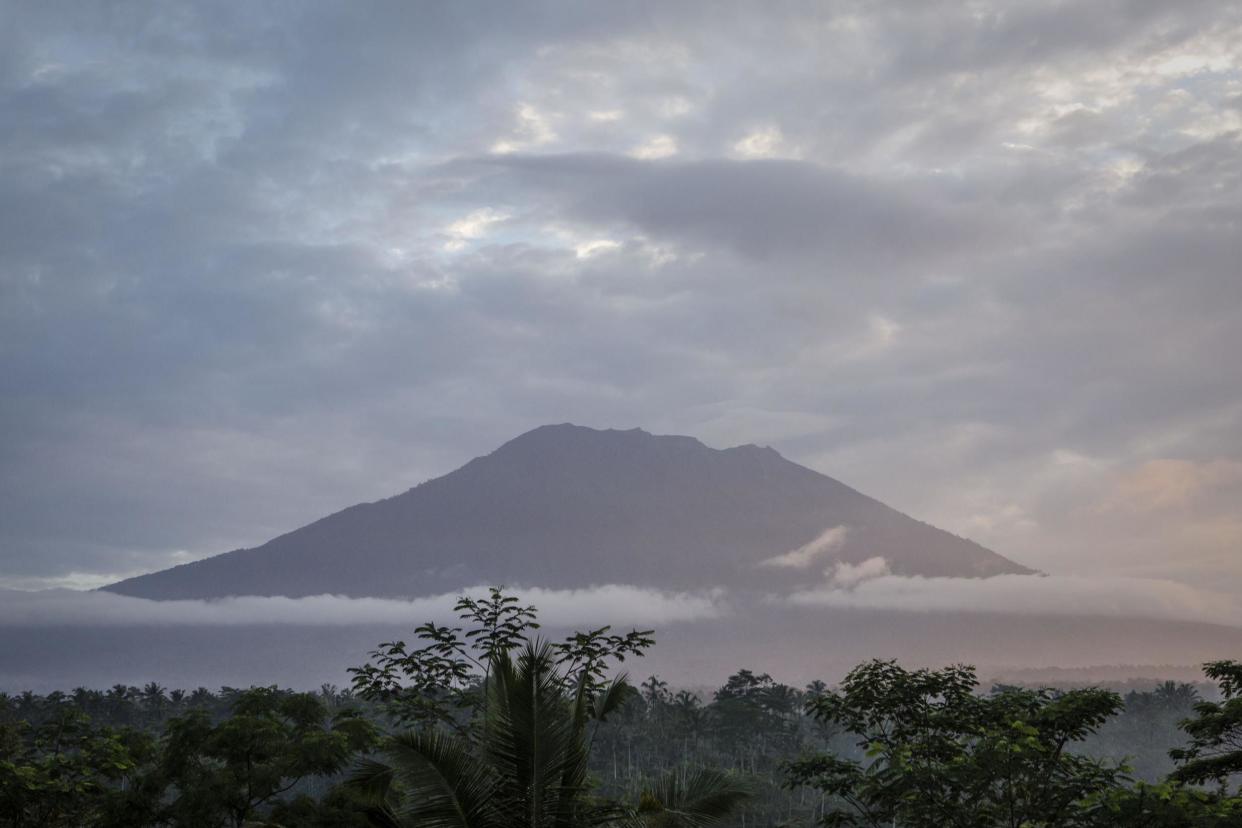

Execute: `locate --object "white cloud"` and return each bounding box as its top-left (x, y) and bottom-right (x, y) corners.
top-left (732, 126), bottom-right (794, 159)
top-left (443, 208), bottom-right (510, 251)
top-left (0, 585), bottom-right (726, 628)
top-left (574, 238), bottom-right (622, 259)
top-left (491, 103), bottom-right (558, 154)
top-left (787, 573), bottom-right (1242, 627)
top-left (851, 314), bottom-right (902, 358)
top-left (828, 556), bottom-right (890, 588)
top-left (760, 525), bottom-right (849, 568)
top-left (628, 134), bottom-right (678, 159)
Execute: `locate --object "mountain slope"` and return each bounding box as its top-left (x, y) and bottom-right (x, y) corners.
top-left (104, 424), bottom-right (1032, 599)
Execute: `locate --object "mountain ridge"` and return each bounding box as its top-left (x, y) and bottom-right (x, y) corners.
top-left (104, 423), bottom-right (1032, 600)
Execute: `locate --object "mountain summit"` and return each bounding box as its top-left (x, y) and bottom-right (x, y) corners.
top-left (104, 424), bottom-right (1031, 600)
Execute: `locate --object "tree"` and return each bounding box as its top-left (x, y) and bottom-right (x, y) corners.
top-left (1086, 681), bottom-right (1200, 782)
top-left (346, 587), bottom-right (746, 828)
top-left (710, 669), bottom-right (801, 770)
top-left (669, 691), bottom-right (706, 751)
top-left (349, 586), bottom-right (652, 734)
top-left (348, 640), bottom-right (633, 827)
top-left (641, 676), bottom-right (670, 705)
top-left (785, 659), bottom-right (1124, 828)
top-left (1170, 660), bottom-right (1242, 792)
top-left (347, 588), bottom-right (650, 826)
top-left (0, 704), bottom-right (155, 828)
top-left (1084, 780), bottom-right (1242, 827)
top-left (155, 687), bottom-right (376, 828)
top-left (350, 642), bottom-right (747, 828)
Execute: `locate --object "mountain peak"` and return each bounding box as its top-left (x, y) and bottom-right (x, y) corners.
top-left (494, 423), bottom-right (707, 454)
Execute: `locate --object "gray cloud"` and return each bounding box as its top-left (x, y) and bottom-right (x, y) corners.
top-left (455, 153), bottom-right (999, 266)
top-left (2, 0), bottom-right (1241, 590)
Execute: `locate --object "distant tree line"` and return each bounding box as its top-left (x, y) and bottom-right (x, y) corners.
top-left (2, 587), bottom-right (1241, 826)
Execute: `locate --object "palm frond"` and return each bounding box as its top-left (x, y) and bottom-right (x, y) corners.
top-left (343, 757), bottom-right (402, 827)
top-left (590, 674), bottom-right (635, 723)
top-left (346, 756), bottom-right (397, 802)
top-left (636, 768), bottom-right (752, 827)
top-left (485, 640), bottom-right (588, 827)
top-left (350, 729), bottom-right (500, 828)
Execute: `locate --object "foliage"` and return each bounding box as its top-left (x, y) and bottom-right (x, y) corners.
top-left (344, 587), bottom-right (694, 827)
top-left (4, 600), bottom-right (1242, 827)
top-left (631, 768), bottom-right (752, 827)
top-left (347, 640), bottom-right (636, 827)
top-left (348, 586), bottom-right (653, 732)
top-left (1170, 660), bottom-right (1242, 792)
top-left (710, 669), bottom-right (803, 756)
top-left (1082, 680), bottom-right (1200, 781)
top-left (266, 788), bottom-right (376, 827)
top-left (785, 659), bottom-right (1125, 827)
top-left (1084, 781), bottom-right (1242, 827)
top-left (0, 704), bottom-right (154, 828)
top-left (153, 686), bottom-right (377, 827)
top-left (0, 685), bottom-right (374, 828)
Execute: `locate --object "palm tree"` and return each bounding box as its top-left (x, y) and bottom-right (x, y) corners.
top-left (348, 640), bottom-right (747, 828)
top-left (189, 686), bottom-right (215, 708)
top-left (669, 691), bottom-right (705, 759)
top-left (106, 684), bottom-right (134, 726)
top-left (641, 676), bottom-right (670, 707)
top-left (15, 690), bottom-right (39, 721)
top-left (140, 681), bottom-right (169, 729)
top-left (348, 640), bottom-right (629, 827)
top-left (345, 588), bottom-right (748, 827)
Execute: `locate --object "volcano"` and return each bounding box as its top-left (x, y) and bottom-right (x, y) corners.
top-left (104, 424), bottom-right (1031, 600)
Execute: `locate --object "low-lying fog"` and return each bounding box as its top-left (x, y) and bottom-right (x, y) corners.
top-left (5, 573), bottom-right (1239, 691)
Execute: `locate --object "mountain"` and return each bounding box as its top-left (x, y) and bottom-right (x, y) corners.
top-left (103, 424), bottom-right (1032, 600)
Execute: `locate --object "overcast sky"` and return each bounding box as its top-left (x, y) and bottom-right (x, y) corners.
top-left (2, 1), bottom-right (1240, 593)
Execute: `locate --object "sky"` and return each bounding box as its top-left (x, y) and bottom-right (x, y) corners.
top-left (2, 0), bottom-right (1241, 595)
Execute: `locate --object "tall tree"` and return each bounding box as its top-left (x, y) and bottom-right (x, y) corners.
top-left (156, 687), bottom-right (376, 828)
top-left (346, 587), bottom-right (745, 828)
top-left (349, 641), bottom-right (633, 828)
top-left (786, 659), bottom-right (1124, 828)
top-left (1171, 660), bottom-right (1242, 792)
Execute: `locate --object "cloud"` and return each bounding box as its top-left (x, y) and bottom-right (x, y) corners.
top-left (0, 584), bottom-right (726, 628)
top-left (466, 152), bottom-right (989, 265)
top-left (443, 208), bottom-right (511, 251)
top-left (628, 134), bottom-right (678, 159)
top-left (787, 573), bottom-right (1242, 627)
top-left (1102, 458), bottom-right (1242, 512)
top-left (760, 525), bottom-right (849, 569)
top-left (732, 126), bottom-right (795, 160)
top-left (828, 556), bottom-right (891, 588)
top-left (2, 1), bottom-right (1241, 593)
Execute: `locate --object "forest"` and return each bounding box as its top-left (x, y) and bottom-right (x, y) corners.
top-left (3, 588), bottom-right (1241, 827)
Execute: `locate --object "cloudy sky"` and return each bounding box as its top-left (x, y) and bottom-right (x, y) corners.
top-left (3, 1), bottom-right (1241, 594)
